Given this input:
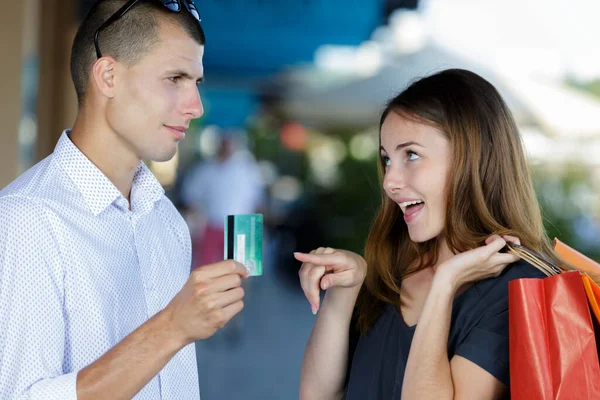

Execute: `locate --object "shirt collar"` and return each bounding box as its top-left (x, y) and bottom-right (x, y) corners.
top-left (53, 130), bottom-right (165, 216)
top-left (130, 160), bottom-right (166, 215)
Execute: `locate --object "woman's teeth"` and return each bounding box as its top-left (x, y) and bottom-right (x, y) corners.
top-left (399, 200), bottom-right (423, 214)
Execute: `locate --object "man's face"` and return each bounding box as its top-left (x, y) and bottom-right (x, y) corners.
top-left (107, 20), bottom-right (204, 163)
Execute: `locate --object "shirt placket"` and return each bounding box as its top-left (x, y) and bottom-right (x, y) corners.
top-left (131, 210), bottom-right (167, 399)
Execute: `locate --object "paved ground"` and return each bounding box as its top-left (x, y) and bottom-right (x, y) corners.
top-left (195, 255), bottom-right (316, 400)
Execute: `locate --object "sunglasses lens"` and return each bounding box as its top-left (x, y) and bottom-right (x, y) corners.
top-left (190, 9), bottom-right (200, 21)
top-left (162, 1), bottom-right (181, 11)
top-left (186, 2), bottom-right (201, 21)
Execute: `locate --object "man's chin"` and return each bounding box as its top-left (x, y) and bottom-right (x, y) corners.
top-left (147, 144), bottom-right (178, 163)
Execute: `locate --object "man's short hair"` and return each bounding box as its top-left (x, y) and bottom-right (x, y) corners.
top-left (70, 0), bottom-right (206, 106)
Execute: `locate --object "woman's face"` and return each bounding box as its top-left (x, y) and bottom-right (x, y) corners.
top-left (380, 112), bottom-right (452, 243)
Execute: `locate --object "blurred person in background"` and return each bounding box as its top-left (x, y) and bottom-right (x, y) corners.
top-left (0, 1), bottom-right (249, 399)
top-left (294, 69), bottom-right (561, 400)
top-left (181, 128), bottom-right (265, 270)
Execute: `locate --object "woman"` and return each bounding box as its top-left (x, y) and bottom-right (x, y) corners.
top-left (295, 69), bottom-right (557, 399)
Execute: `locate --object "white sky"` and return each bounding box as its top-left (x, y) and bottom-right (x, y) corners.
top-left (421, 0), bottom-right (600, 81)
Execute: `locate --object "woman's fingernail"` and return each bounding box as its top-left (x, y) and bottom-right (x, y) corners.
top-left (322, 281), bottom-right (328, 290)
top-left (311, 304), bottom-right (318, 315)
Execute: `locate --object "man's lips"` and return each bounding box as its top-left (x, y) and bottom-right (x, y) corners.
top-left (165, 125), bottom-right (187, 132)
top-left (164, 125), bottom-right (187, 140)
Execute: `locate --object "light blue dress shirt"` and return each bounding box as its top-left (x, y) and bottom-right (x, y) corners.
top-left (0, 131), bottom-right (200, 399)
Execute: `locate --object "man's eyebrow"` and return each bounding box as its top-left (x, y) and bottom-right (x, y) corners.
top-left (165, 70), bottom-right (204, 83)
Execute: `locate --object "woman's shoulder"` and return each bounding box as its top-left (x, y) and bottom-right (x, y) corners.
top-left (448, 260), bottom-right (548, 342)
top-left (469, 259), bottom-right (547, 305)
top-left (503, 259), bottom-right (549, 280)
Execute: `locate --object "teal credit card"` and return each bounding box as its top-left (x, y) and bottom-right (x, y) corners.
top-left (224, 214), bottom-right (263, 276)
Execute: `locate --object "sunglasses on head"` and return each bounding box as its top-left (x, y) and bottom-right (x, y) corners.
top-left (94, 0), bottom-right (201, 59)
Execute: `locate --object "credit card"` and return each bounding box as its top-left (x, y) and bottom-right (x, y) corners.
top-left (224, 214), bottom-right (263, 276)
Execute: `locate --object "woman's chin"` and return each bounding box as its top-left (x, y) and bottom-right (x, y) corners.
top-left (408, 228), bottom-right (441, 244)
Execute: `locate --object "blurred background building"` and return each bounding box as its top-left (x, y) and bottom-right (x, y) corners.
top-left (2, 0), bottom-right (599, 398)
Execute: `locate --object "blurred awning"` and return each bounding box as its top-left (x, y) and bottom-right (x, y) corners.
top-left (502, 77), bottom-right (600, 140)
top-left (272, 42), bottom-right (600, 168)
top-left (276, 44), bottom-right (538, 130)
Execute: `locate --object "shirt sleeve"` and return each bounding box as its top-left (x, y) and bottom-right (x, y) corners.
top-left (453, 302), bottom-right (510, 385)
top-left (0, 196), bottom-right (78, 399)
top-left (453, 260), bottom-right (546, 386)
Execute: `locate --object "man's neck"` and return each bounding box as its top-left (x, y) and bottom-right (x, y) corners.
top-left (69, 113), bottom-right (140, 204)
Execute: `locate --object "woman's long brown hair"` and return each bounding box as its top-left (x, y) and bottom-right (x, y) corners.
top-left (356, 69), bottom-right (562, 334)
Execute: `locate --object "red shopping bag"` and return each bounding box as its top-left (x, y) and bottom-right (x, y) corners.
top-left (509, 271), bottom-right (600, 399)
top-left (508, 242), bottom-right (600, 399)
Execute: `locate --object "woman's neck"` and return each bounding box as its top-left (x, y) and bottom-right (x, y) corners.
top-left (432, 238), bottom-right (455, 271)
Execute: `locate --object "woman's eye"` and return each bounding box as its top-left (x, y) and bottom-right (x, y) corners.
top-left (381, 156), bottom-right (391, 167)
top-left (407, 151), bottom-right (420, 161)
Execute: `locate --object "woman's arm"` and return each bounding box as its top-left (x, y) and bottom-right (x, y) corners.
top-left (300, 286), bottom-right (360, 400)
top-left (401, 236), bottom-right (516, 400)
top-left (401, 277), bottom-right (456, 400)
top-left (294, 249), bottom-right (367, 400)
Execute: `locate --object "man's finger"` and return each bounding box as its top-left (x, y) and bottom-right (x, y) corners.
top-left (219, 300), bottom-right (245, 325)
top-left (196, 273), bottom-right (244, 295)
top-left (192, 260), bottom-right (249, 281)
top-left (202, 287), bottom-right (245, 310)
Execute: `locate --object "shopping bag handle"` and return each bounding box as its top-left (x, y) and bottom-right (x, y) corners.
top-left (505, 242), bottom-right (563, 277)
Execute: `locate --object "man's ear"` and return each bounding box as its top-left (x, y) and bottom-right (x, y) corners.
top-left (91, 57), bottom-right (117, 99)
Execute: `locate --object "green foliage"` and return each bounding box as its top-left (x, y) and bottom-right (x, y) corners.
top-left (532, 164), bottom-right (600, 262)
top-left (566, 78), bottom-right (600, 99)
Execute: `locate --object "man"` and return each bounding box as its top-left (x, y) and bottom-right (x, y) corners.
top-left (0, 1), bottom-right (248, 398)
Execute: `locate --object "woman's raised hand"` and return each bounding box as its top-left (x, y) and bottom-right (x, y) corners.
top-left (435, 235), bottom-right (521, 289)
top-left (295, 247), bottom-right (367, 314)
